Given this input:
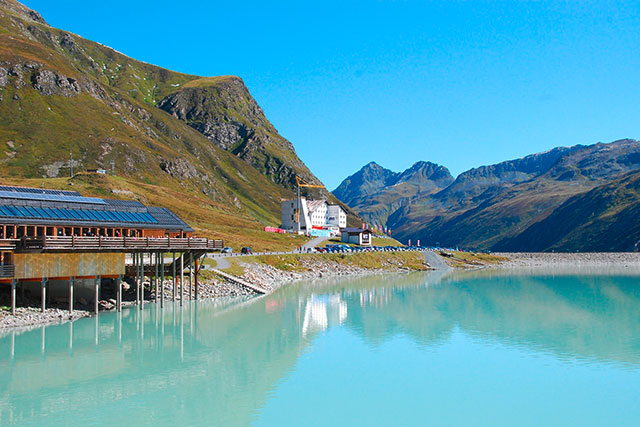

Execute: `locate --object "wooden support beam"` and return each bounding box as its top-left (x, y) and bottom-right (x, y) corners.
top-left (134, 253), bottom-right (139, 306)
top-left (69, 277), bottom-right (74, 314)
top-left (160, 252), bottom-right (165, 308)
top-left (139, 253), bottom-right (144, 311)
top-left (172, 252), bottom-right (176, 302)
top-left (154, 252), bottom-right (159, 302)
top-left (194, 258), bottom-right (199, 300)
top-left (180, 253), bottom-right (184, 306)
top-left (11, 279), bottom-right (16, 315)
top-left (94, 276), bottom-right (100, 315)
top-left (41, 278), bottom-right (47, 313)
top-left (189, 252), bottom-right (193, 300)
top-left (117, 274), bottom-right (122, 312)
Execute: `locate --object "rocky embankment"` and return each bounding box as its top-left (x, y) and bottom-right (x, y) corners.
top-left (238, 256), bottom-right (421, 290)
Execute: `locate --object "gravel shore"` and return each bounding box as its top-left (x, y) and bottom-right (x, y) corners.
top-left (237, 256), bottom-right (417, 291)
top-left (495, 252), bottom-right (640, 268)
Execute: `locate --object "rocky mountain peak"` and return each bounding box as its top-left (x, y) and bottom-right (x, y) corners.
top-left (397, 161), bottom-right (454, 185)
top-left (0, 0), bottom-right (47, 24)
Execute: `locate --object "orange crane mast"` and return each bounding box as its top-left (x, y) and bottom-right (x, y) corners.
top-left (294, 176), bottom-right (325, 234)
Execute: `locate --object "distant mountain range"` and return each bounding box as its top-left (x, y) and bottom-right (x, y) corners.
top-left (333, 139), bottom-right (640, 252)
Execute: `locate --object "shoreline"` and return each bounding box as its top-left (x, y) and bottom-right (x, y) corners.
top-left (3, 251), bottom-right (640, 331)
top-left (493, 252), bottom-right (640, 268)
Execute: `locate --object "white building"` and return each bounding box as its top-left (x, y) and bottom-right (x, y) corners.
top-left (281, 198), bottom-right (347, 233)
top-left (341, 228), bottom-right (372, 246)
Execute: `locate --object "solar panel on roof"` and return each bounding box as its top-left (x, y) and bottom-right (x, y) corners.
top-left (15, 206), bottom-right (29, 217)
top-left (0, 203), bottom-right (162, 226)
top-left (82, 209), bottom-right (97, 220)
top-left (6, 206), bottom-right (20, 216)
top-left (75, 210), bottom-right (90, 220)
top-left (102, 211), bottom-right (117, 221)
top-left (65, 209), bottom-right (80, 219)
top-left (25, 207), bottom-right (40, 218)
top-left (50, 208), bottom-right (63, 219)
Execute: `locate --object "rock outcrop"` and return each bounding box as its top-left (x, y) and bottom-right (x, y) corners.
top-left (158, 77), bottom-right (322, 192)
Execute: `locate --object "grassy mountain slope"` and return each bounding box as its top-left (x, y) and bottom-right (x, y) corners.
top-left (0, 0), bottom-right (349, 248)
top-left (494, 170), bottom-right (640, 252)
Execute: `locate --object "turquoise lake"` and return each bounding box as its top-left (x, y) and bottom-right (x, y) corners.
top-left (1, 268), bottom-right (640, 426)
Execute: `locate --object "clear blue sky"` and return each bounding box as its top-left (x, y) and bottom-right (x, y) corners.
top-left (23, 0), bottom-right (640, 190)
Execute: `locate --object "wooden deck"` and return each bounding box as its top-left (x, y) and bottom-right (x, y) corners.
top-left (2, 236), bottom-right (224, 253)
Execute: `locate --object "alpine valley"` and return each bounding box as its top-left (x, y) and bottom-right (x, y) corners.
top-left (333, 139), bottom-right (640, 252)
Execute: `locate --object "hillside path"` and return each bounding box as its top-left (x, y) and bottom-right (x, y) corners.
top-left (299, 236), bottom-right (331, 252)
top-left (423, 251), bottom-right (452, 270)
top-left (209, 256), bottom-right (230, 269)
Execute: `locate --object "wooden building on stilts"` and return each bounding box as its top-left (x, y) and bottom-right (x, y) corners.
top-left (0, 185), bottom-right (223, 315)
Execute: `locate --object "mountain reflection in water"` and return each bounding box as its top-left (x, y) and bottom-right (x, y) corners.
top-left (1, 268), bottom-right (639, 425)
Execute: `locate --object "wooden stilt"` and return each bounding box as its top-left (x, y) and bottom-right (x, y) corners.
top-left (189, 252), bottom-right (193, 300)
top-left (172, 252), bottom-right (176, 301)
top-left (94, 276), bottom-right (100, 315)
top-left (134, 253), bottom-right (139, 306)
top-left (41, 278), bottom-right (47, 313)
top-left (117, 274), bottom-right (122, 312)
top-left (11, 279), bottom-right (16, 315)
top-left (139, 254), bottom-right (144, 311)
top-left (195, 258), bottom-right (199, 300)
top-left (180, 254), bottom-right (184, 306)
top-left (160, 252), bottom-right (165, 308)
top-left (155, 252), bottom-right (159, 302)
top-left (69, 277), bottom-right (74, 314)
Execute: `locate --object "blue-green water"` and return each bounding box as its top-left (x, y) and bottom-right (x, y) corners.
top-left (1, 269), bottom-right (640, 426)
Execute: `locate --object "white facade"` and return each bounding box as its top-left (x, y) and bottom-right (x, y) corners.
top-left (326, 205), bottom-right (347, 228)
top-left (341, 228), bottom-right (372, 246)
top-left (281, 198), bottom-right (347, 232)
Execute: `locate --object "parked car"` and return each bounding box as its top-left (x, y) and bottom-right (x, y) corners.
top-left (221, 247), bottom-right (233, 254)
top-left (241, 247), bottom-right (252, 254)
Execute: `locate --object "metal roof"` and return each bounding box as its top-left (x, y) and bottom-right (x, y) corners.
top-left (0, 185), bottom-right (193, 232)
top-left (147, 207), bottom-right (194, 232)
top-left (0, 190), bottom-right (106, 205)
top-left (341, 228), bottom-right (371, 234)
top-left (0, 186), bottom-right (81, 196)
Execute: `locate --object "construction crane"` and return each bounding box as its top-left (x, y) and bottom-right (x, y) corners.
top-left (294, 176), bottom-right (325, 234)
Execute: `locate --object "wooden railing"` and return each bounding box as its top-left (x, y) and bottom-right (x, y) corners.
top-left (0, 264), bottom-right (14, 277)
top-left (14, 236), bottom-right (224, 252)
top-left (0, 239), bottom-right (18, 250)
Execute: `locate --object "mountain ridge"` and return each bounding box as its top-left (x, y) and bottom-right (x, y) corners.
top-left (334, 139), bottom-right (640, 251)
top-left (333, 160), bottom-right (453, 226)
